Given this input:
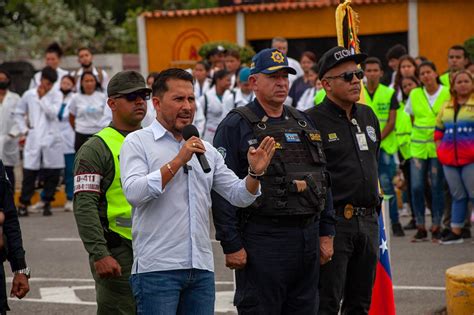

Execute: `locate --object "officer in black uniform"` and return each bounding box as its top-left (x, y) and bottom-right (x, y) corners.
top-left (306, 46), bottom-right (381, 315)
top-left (212, 48), bottom-right (336, 314)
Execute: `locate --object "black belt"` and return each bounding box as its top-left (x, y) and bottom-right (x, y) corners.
top-left (248, 214), bottom-right (317, 228)
top-left (336, 204), bottom-right (376, 219)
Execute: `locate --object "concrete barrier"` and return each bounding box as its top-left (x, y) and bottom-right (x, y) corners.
top-left (446, 262), bottom-right (474, 315)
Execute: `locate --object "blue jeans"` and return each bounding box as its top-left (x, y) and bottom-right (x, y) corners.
top-left (64, 153), bottom-right (75, 200)
top-left (443, 164), bottom-right (474, 229)
top-left (131, 269), bottom-right (215, 315)
top-left (410, 158), bottom-right (444, 226)
top-left (378, 150), bottom-right (399, 224)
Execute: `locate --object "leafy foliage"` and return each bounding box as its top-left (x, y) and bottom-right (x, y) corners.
top-left (464, 36), bottom-right (474, 63)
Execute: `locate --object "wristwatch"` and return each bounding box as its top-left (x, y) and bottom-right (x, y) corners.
top-left (14, 267), bottom-right (31, 279)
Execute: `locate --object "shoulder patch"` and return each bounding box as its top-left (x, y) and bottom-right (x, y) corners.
top-left (217, 147), bottom-right (227, 159)
top-left (366, 126), bottom-right (377, 142)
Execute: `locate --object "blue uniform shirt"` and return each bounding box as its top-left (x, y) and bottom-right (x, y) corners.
top-left (212, 99), bottom-right (336, 254)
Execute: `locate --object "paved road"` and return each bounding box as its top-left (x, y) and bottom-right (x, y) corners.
top-left (5, 208), bottom-right (474, 315)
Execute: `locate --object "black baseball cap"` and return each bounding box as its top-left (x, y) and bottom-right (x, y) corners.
top-left (318, 46), bottom-right (367, 79)
top-left (107, 70), bottom-right (152, 97)
top-left (250, 48), bottom-right (297, 75)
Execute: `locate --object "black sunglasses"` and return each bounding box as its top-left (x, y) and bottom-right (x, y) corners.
top-left (114, 91), bottom-right (151, 101)
top-left (325, 69), bottom-right (364, 82)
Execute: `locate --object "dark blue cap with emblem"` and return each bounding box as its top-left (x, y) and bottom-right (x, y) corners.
top-left (250, 48), bottom-right (297, 75)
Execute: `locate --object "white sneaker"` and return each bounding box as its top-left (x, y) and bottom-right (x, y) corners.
top-left (64, 200), bottom-right (73, 212)
top-left (400, 208), bottom-right (410, 217)
top-left (29, 200), bottom-right (45, 213)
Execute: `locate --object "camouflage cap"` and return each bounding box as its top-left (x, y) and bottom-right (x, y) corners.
top-left (107, 70), bottom-right (152, 97)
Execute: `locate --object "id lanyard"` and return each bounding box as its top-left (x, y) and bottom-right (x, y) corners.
top-left (351, 118), bottom-right (368, 151)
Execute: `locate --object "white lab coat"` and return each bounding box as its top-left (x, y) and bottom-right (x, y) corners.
top-left (29, 67), bottom-right (69, 91)
top-left (222, 88), bottom-right (254, 118)
top-left (0, 91), bottom-right (21, 166)
top-left (288, 57), bottom-right (304, 88)
top-left (296, 87), bottom-right (317, 111)
top-left (58, 92), bottom-right (76, 154)
top-left (197, 86), bottom-right (231, 143)
top-left (15, 88), bottom-right (65, 170)
top-left (194, 78), bottom-right (211, 99)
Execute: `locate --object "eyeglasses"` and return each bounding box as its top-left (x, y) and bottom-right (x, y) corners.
top-left (324, 69), bottom-right (364, 82)
top-left (114, 91), bottom-right (151, 101)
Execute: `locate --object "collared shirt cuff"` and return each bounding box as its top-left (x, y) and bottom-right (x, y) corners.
top-left (146, 169), bottom-right (165, 197)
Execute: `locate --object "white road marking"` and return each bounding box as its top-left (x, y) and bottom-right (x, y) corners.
top-left (43, 238), bottom-right (82, 242)
top-left (6, 277), bottom-right (94, 283)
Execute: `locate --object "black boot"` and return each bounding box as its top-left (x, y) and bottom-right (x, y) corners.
top-left (403, 219), bottom-right (416, 230)
top-left (18, 205), bottom-right (29, 217)
top-left (43, 203), bottom-right (52, 216)
top-left (392, 223), bottom-right (405, 237)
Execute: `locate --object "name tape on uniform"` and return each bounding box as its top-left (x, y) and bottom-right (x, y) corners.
top-left (74, 173), bottom-right (101, 193)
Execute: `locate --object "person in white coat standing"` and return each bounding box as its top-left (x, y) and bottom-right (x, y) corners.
top-left (15, 67), bottom-right (65, 217)
top-left (197, 69), bottom-right (232, 143)
top-left (29, 42), bottom-right (69, 91)
top-left (0, 70), bottom-right (21, 189)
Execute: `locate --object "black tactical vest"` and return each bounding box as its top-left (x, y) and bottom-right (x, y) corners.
top-left (233, 105), bottom-right (329, 216)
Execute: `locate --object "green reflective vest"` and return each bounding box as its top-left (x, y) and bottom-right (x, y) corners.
top-left (314, 89), bottom-right (326, 106)
top-left (409, 86), bottom-right (450, 159)
top-left (363, 84), bottom-right (398, 154)
top-left (395, 100), bottom-right (412, 160)
top-left (440, 72), bottom-right (450, 88)
top-left (95, 127), bottom-right (132, 240)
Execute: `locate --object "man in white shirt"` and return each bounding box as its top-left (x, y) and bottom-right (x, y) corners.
top-left (71, 47), bottom-right (109, 91)
top-left (120, 68), bottom-right (275, 314)
top-left (271, 37), bottom-right (304, 87)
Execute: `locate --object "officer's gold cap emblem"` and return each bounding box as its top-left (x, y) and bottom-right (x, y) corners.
top-left (271, 51), bottom-right (285, 64)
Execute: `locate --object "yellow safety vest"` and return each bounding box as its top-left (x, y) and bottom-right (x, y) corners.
top-left (95, 127), bottom-right (132, 240)
top-left (395, 100), bottom-right (412, 160)
top-left (314, 89), bottom-right (326, 106)
top-left (409, 86), bottom-right (451, 159)
top-left (440, 72), bottom-right (450, 88)
top-left (363, 84), bottom-right (398, 154)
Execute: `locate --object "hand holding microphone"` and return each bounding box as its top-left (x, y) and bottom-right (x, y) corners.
top-left (177, 125), bottom-right (211, 173)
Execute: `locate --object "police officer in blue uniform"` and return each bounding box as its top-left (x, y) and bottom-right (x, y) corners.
top-left (212, 48), bottom-right (336, 314)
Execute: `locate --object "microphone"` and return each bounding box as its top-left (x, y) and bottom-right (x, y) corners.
top-left (182, 125), bottom-right (211, 173)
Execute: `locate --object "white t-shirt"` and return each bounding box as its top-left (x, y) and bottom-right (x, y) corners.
top-left (69, 91), bottom-right (107, 134)
top-left (404, 85), bottom-right (442, 116)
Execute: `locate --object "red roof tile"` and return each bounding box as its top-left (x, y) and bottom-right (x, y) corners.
top-left (144, 0), bottom-right (405, 18)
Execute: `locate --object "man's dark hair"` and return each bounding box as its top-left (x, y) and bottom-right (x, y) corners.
top-left (41, 66), bottom-right (58, 83)
top-left (362, 57), bottom-right (383, 70)
top-left (147, 72), bottom-right (160, 82)
top-left (152, 68), bottom-right (194, 97)
top-left (77, 47), bottom-right (92, 55)
top-left (0, 69), bottom-right (11, 81)
top-left (45, 42), bottom-right (63, 58)
top-left (211, 69), bottom-right (229, 87)
top-left (385, 44), bottom-right (407, 61)
top-left (449, 45), bottom-right (469, 59)
top-left (226, 49), bottom-right (240, 60)
top-left (310, 64), bottom-right (319, 74)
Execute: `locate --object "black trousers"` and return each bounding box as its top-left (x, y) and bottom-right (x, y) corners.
top-left (19, 168), bottom-right (61, 205)
top-left (319, 213), bottom-right (379, 315)
top-left (74, 132), bottom-right (93, 153)
top-left (234, 220), bottom-right (320, 315)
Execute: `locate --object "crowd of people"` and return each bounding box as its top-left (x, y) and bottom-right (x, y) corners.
top-left (0, 35), bottom-right (472, 315)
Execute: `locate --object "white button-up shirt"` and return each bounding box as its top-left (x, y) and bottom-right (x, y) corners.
top-left (120, 120), bottom-right (259, 274)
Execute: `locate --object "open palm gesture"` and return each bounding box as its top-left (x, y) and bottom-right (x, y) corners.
top-left (247, 136), bottom-right (276, 175)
